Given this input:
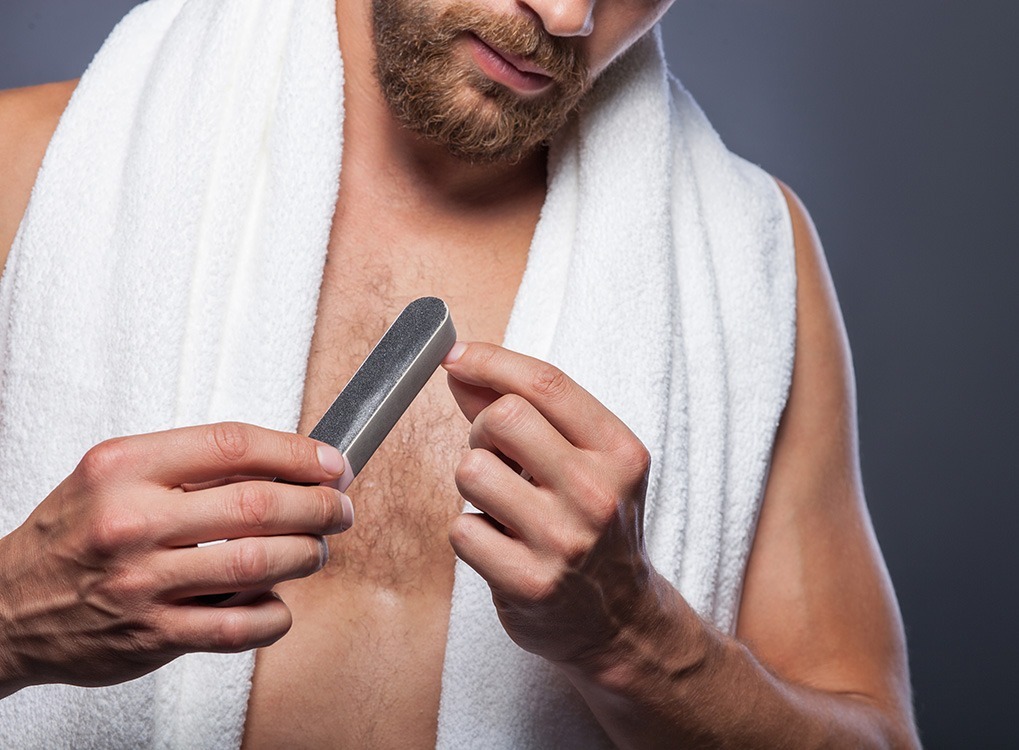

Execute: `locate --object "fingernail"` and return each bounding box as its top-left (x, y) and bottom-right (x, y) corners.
top-left (339, 493), bottom-right (355, 531)
top-left (317, 444), bottom-right (345, 475)
top-left (443, 341), bottom-right (467, 365)
top-left (318, 537), bottom-right (330, 568)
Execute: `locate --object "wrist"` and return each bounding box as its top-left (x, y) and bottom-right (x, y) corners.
top-left (557, 569), bottom-right (722, 699)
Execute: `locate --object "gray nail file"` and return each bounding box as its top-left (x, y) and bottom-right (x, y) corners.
top-left (309, 296), bottom-right (457, 482)
top-left (201, 297), bottom-right (456, 606)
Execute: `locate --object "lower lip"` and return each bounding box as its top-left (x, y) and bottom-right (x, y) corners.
top-left (466, 35), bottom-right (554, 95)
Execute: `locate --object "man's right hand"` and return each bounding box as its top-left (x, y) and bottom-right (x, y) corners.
top-left (0, 422), bottom-right (353, 699)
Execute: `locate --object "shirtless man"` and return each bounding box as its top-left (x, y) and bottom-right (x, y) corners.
top-left (0, 0), bottom-right (919, 746)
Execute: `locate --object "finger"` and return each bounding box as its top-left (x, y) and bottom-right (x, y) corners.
top-left (446, 373), bottom-right (500, 423)
top-left (81, 422), bottom-right (349, 488)
top-left (470, 394), bottom-right (579, 489)
top-left (466, 409), bottom-right (523, 475)
top-left (449, 512), bottom-right (542, 601)
top-left (179, 474), bottom-right (265, 492)
top-left (454, 449), bottom-right (546, 540)
top-left (442, 343), bottom-right (629, 451)
top-left (155, 534), bottom-right (328, 600)
top-left (157, 480), bottom-right (354, 546)
top-left (167, 592), bottom-right (293, 653)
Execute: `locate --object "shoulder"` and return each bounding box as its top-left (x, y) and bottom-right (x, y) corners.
top-left (773, 178), bottom-right (853, 398)
top-left (770, 177), bottom-right (857, 480)
top-left (0, 79), bottom-right (78, 278)
top-left (775, 178), bottom-right (825, 280)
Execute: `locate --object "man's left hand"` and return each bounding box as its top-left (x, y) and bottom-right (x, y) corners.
top-left (442, 341), bottom-right (658, 668)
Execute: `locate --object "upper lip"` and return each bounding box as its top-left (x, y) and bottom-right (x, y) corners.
top-left (474, 35), bottom-right (553, 79)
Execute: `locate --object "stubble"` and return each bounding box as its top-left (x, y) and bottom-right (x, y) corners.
top-left (371, 0), bottom-right (590, 164)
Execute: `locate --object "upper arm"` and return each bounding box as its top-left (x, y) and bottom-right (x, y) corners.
top-left (0, 80), bottom-right (77, 278)
top-left (736, 181), bottom-right (917, 736)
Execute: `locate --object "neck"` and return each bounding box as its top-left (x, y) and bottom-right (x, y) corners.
top-left (334, 0), bottom-right (548, 215)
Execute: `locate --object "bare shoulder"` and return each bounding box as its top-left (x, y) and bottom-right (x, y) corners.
top-left (774, 178), bottom-right (854, 413)
top-left (0, 79), bottom-right (78, 278)
top-left (766, 179), bottom-right (857, 470)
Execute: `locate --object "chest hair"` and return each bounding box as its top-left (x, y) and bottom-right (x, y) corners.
top-left (297, 254), bottom-right (471, 589)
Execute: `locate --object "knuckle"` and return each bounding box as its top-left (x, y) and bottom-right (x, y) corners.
top-left (587, 467), bottom-right (620, 506)
top-left (547, 524), bottom-right (593, 565)
top-left (591, 495), bottom-right (619, 529)
top-left (313, 487), bottom-right (342, 532)
top-left (77, 438), bottom-right (134, 488)
top-left (563, 459), bottom-right (600, 498)
top-left (133, 628), bottom-right (167, 657)
top-left (285, 435), bottom-right (314, 471)
top-left (617, 440), bottom-right (652, 482)
top-left (88, 506), bottom-right (150, 556)
top-left (154, 612), bottom-right (197, 657)
top-left (530, 364), bottom-right (570, 402)
top-left (454, 449), bottom-right (491, 490)
top-left (564, 465), bottom-right (619, 529)
top-left (212, 610), bottom-right (252, 652)
top-left (206, 422), bottom-right (252, 466)
top-left (123, 614), bottom-right (169, 656)
top-left (229, 539), bottom-right (270, 588)
top-left (519, 567), bottom-right (557, 602)
top-left (235, 483), bottom-right (274, 532)
top-left (587, 488), bottom-right (622, 530)
top-left (472, 344), bottom-right (499, 376)
top-left (484, 394), bottom-right (529, 435)
top-left (114, 568), bottom-right (155, 601)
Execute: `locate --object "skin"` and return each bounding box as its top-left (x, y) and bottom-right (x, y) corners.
top-left (0, 0), bottom-right (919, 747)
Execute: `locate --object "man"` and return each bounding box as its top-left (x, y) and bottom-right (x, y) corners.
top-left (0, 0), bottom-right (918, 747)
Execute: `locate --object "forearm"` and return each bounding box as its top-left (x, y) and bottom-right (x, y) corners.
top-left (557, 572), bottom-right (917, 749)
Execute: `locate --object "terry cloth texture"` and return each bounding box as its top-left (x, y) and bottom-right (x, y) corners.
top-left (0, 0), bottom-right (796, 747)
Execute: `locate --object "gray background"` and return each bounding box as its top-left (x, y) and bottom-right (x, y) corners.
top-left (2, 1), bottom-right (1016, 747)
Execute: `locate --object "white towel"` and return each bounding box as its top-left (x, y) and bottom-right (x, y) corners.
top-left (0, 1), bottom-right (796, 747)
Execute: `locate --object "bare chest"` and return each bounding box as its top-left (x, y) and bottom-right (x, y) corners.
top-left (242, 218), bottom-right (529, 748)
top-left (299, 288), bottom-right (470, 585)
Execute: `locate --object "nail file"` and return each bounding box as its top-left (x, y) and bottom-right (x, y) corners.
top-left (201, 297), bottom-right (456, 606)
top-left (307, 296), bottom-right (457, 488)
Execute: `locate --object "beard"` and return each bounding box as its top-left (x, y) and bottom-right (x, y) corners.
top-left (371, 0), bottom-right (590, 164)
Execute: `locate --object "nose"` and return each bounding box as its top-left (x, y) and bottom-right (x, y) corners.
top-left (517, 0), bottom-right (595, 37)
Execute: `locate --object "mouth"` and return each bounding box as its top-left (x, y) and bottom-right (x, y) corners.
top-left (465, 33), bottom-right (555, 95)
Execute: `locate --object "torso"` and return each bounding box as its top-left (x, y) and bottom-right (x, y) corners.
top-left (240, 163), bottom-right (539, 748)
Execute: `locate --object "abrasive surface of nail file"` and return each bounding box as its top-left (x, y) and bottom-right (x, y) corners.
top-left (307, 296), bottom-right (456, 479)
